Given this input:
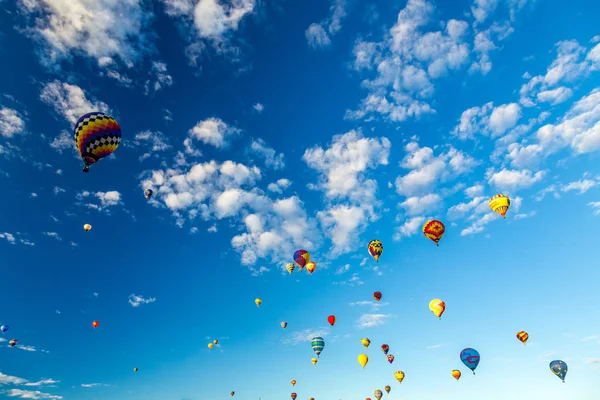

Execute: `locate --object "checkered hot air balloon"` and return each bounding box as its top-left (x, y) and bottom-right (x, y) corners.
top-left (422, 220), bottom-right (445, 246)
top-left (74, 112), bottom-right (122, 173)
top-left (311, 336), bottom-right (325, 357)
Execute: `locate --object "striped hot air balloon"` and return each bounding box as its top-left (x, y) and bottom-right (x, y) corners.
top-left (429, 299), bottom-right (446, 319)
top-left (516, 331), bottom-right (529, 345)
top-left (489, 194), bottom-right (511, 218)
top-left (422, 219), bottom-right (445, 246)
top-left (311, 336), bottom-right (325, 357)
top-left (286, 263), bottom-right (295, 274)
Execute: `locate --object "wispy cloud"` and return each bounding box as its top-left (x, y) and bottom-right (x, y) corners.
top-left (4, 388), bottom-right (62, 399)
top-left (356, 313), bottom-right (392, 328)
top-left (128, 294), bottom-right (156, 307)
top-left (333, 273), bottom-right (363, 286)
top-left (426, 343), bottom-right (443, 349)
top-left (42, 232), bottom-right (62, 241)
top-left (16, 345), bottom-right (36, 352)
top-left (585, 358), bottom-right (600, 364)
top-left (282, 328), bottom-right (329, 345)
top-left (24, 379), bottom-right (59, 387)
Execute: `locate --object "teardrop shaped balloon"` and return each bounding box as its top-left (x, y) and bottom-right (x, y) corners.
top-left (281, 321), bottom-right (288, 329)
top-left (208, 343), bottom-right (213, 349)
top-left (134, 367), bottom-right (139, 372)
top-left (311, 357), bottom-right (317, 365)
top-left (92, 320), bottom-right (99, 328)
top-left (291, 393), bottom-right (297, 400)
top-left (381, 344), bottom-right (389, 354)
top-left (0, 325), bottom-right (9, 333)
top-left (422, 219), bottom-right (445, 246)
top-left (451, 370), bottom-right (461, 381)
top-left (230, 392), bottom-right (235, 396)
top-left (549, 360), bottom-right (567, 382)
top-left (306, 261), bottom-right (316, 274)
top-left (429, 299), bottom-right (446, 319)
top-left (373, 292), bottom-right (382, 301)
top-left (291, 380), bottom-right (296, 386)
top-left (374, 390), bottom-right (382, 400)
top-left (360, 338), bottom-right (371, 348)
top-left (311, 337), bottom-right (325, 357)
top-left (8, 339), bottom-right (17, 347)
top-left (144, 189), bottom-right (153, 200)
top-left (74, 112), bottom-right (122, 173)
top-left (516, 331), bottom-right (529, 345)
top-left (213, 339), bottom-right (218, 345)
top-left (460, 348), bottom-right (480, 374)
top-left (327, 315), bottom-right (336, 326)
top-left (386, 354), bottom-right (394, 364)
top-left (368, 239), bottom-right (383, 262)
top-left (393, 371), bottom-right (405, 383)
top-left (293, 249), bottom-right (310, 268)
top-left (84, 224), bottom-right (92, 231)
top-left (358, 354), bottom-right (369, 368)
top-left (384, 386), bottom-right (390, 394)
top-left (286, 263), bottom-right (295, 274)
top-left (489, 194), bottom-right (510, 218)
top-left (255, 298), bottom-right (262, 307)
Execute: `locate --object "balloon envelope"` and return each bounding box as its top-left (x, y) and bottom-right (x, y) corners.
top-left (489, 194), bottom-right (511, 218)
top-left (516, 331), bottom-right (529, 344)
top-left (74, 112), bottom-right (122, 172)
top-left (550, 360), bottom-right (568, 381)
top-left (311, 337), bottom-right (325, 356)
top-left (0, 325), bottom-right (8, 333)
top-left (358, 354), bottom-right (369, 368)
top-left (393, 371), bottom-right (405, 383)
top-left (306, 261), bottom-right (316, 274)
top-left (460, 348), bottom-right (480, 373)
top-left (368, 240), bottom-right (383, 262)
top-left (327, 315), bottom-right (336, 326)
top-left (451, 370), bottom-right (461, 381)
top-left (422, 220), bottom-right (445, 246)
top-left (373, 292), bottom-right (382, 301)
top-left (429, 299), bottom-right (446, 318)
top-left (381, 344), bottom-right (389, 354)
top-left (293, 249), bottom-right (310, 268)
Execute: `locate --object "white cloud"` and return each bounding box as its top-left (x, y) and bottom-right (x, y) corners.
top-left (487, 168), bottom-right (545, 191)
top-left (399, 194), bottom-right (441, 216)
top-left (282, 328), bottom-right (329, 345)
top-left (561, 178), bottom-right (598, 194)
top-left (393, 216), bottom-right (426, 241)
top-left (4, 388), bottom-right (62, 399)
top-left (356, 313), bottom-right (392, 328)
top-left (188, 118), bottom-right (240, 149)
top-left (253, 103), bottom-right (264, 113)
top-left (0, 232), bottom-right (16, 244)
top-left (249, 138), bottom-right (285, 170)
top-left (49, 131), bottom-right (75, 154)
top-left (42, 232), bottom-right (62, 241)
top-left (53, 187), bottom-right (65, 195)
top-left (77, 191), bottom-right (123, 212)
top-left (128, 294), bottom-right (156, 307)
top-left (588, 202), bottom-right (600, 215)
top-left (0, 107), bottom-right (26, 138)
top-left (16, 345), bottom-right (36, 352)
top-left (18, 0), bottom-right (153, 72)
top-left (0, 372), bottom-right (28, 385)
top-left (465, 184), bottom-right (484, 197)
top-left (40, 81), bottom-right (109, 124)
top-left (513, 211), bottom-right (536, 220)
top-left (305, 0), bottom-right (346, 49)
top-left (24, 379), bottom-right (59, 387)
top-left (471, 0), bottom-right (498, 24)
top-left (306, 24), bottom-right (331, 48)
top-left (452, 102), bottom-right (522, 140)
top-left (348, 300), bottom-right (388, 309)
top-left (334, 264), bottom-right (350, 274)
top-left (267, 178), bottom-right (291, 194)
top-left (332, 272), bottom-right (363, 286)
top-left (426, 343), bottom-right (443, 349)
top-left (144, 61), bottom-right (174, 94)
top-left (132, 130), bottom-right (171, 162)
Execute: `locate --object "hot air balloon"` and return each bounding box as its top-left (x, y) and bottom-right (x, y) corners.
top-left (358, 354), bottom-right (369, 368)
top-left (451, 370), bottom-right (461, 381)
top-left (0, 325), bottom-right (8, 333)
top-left (9, 339), bottom-right (17, 347)
top-left (281, 321), bottom-right (288, 329)
top-left (134, 368), bottom-right (139, 373)
top-left (74, 112), bottom-right (122, 173)
top-left (213, 339), bottom-right (219, 345)
top-left (550, 360), bottom-right (567, 382)
top-left (422, 220), bottom-right (445, 246)
top-left (144, 189), bottom-right (153, 200)
top-left (84, 224), bottom-right (92, 231)
top-left (309, 398), bottom-right (314, 400)
top-left (291, 380), bottom-right (296, 386)
top-left (361, 338), bottom-right (371, 348)
top-left (489, 194), bottom-right (510, 218)
top-left (293, 249), bottom-right (310, 269)
top-left (393, 371), bottom-right (405, 383)
top-left (291, 393), bottom-right (297, 400)
top-left (306, 261), bottom-right (316, 274)
top-left (92, 320), bottom-right (99, 328)
top-left (460, 348), bottom-right (480, 375)
top-left (230, 392), bottom-right (235, 396)
top-left (208, 343), bottom-right (213, 349)
top-left (384, 386), bottom-right (390, 394)
top-left (286, 263), bottom-right (295, 274)
top-left (327, 315), bottom-right (336, 326)
top-left (374, 390), bottom-right (383, 400)
top-left (387, 354), bottom-right (394, 364)
top-left (311, 357), bottom-right (318, 365)
top-left (311, 337), bottom-right (325, 357)
top-left (373, 292), bottom-right (382, 301)
top-left (366, 398), bottom-right (371, 400)
top-left (429, 299), bottom-right (446, 319)
top-left (368, 240), bottom-right (383, 262)
top-left (381, 344), bottom-right (389, 354)
top-left (255, 298), bottom-right (262, 307)
top-left (516, 331), bottom-right (529, 345)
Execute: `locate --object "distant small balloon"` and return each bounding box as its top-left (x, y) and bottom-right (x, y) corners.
top-left (134, 368), bottom-right (139, 373)
top-left (358, 354), bottom-right (369, 368)
top-left (360, 338), bottom-right (371, 348)
top-left (84, 224), bottom-right (92, 231)
top-left (0, 325), bottom-right (8, 333)
top-left (373, 292), bottom-right (382, 301)
top-left (213, 339), bottom-right (219, 345)
top-left (306, 261), bottom-right (316, 274)
top-left (381, 344), bottom-right (389, 354)
top-left (516, 331), bottom-right (529, 345)
top-left (384, 386), bottom-right (391, 394)
top-left (255, 298), bottom-right (262, 307)
top-left (311, 357), bottom-right (318, 365)
top-left (549, 360), bottom-right (568, 382)
top-left (451, 370), bottom-right (461, 381)
top-left (393, 371), bottom-right (405, 383)
top-left (387, 354), bottom-right (394, 364)
top-left (8, 339), bottom-right (17, 348)
top-left (327, 315), bottom-right (336, 326)
top-left (92, 320), bottom-right (99, 328)
top-left (208, 343), bottom-right (214, 349)
top-left (281, 321), bottom-right (288, 329)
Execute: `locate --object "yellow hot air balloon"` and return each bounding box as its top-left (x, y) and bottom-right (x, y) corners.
top-left (291, 380), bottom-right (296, 386)
top-left (394, 371), bottom-right (405, 383)
top-left (255, 298), bottom-right (262, 307)
top-left (489, 194), bottom-right (510, 218)
top-left (83, 224), bottom-right (92, 231)
top-left (429, 299), bottom-right (446, 319)
top-left (208, 343), bottom-right (213, 349)
top-left (452, 370), bottom-right (461, 381)
top-left (213, 339), bottom-right (218, 345)
top-left (517, 331), bottom-right (529, 345)
top-left (358, 354), bottom-right (369, 368)
top-left (384, 386), bottom-right (390, 394)
top-left (311, 357), bottom-right (318, 365)
top-left (422, 219), bottom-right (445, 246)
top-left (360, 338), bottom-right (371, 348)
top-left (133, 367), bottom-right (138, 372)
top-left (286, 263), bottom-right (295, 274)
top-left (374, 390), bottom-right (383, 400)
top-left (306, 261), bottom-right (316, 274)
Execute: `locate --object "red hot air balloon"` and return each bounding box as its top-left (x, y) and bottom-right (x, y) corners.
top-left (373, 292), bottom-right (382, 301)
top-left (92, 320), bottom-right (99, 328)
top-left (327, 315), bottom-right (336, 326)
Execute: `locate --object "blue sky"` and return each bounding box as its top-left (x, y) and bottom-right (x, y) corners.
top-left (0, 0), bottom-right (599, 399)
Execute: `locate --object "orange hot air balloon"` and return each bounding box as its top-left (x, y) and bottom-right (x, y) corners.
top-left (452, 370), bottom-right (461, 381)
top-left (384, 386), bottom-right (390, 394)
top-left (83, 224), bottom-right (92, 231)
top-left (429, 298), bottom-right (446, 319)
top-left (306, 261), bottom-right (316, 274)
top-left (422, 219), bottom-right (445, 246)
top-left (327, 315), bottom-right (336, 326)
top-left (373, 292), bottom-right (382, 301)
top-left (92, 320), bottom-right (99, 328)
top-left (291, 380), bottom-right (296, 386)
top-left (517, 331), bottom-right (529, 345)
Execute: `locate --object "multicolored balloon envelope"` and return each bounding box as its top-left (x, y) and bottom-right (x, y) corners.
top-left (144, 189), bottom-right (153, 199)
top-left (368, 240), bottom-right (383, 262)
top-left (489, 194), bottom-right (511, 218)
top-left (451, 370), bottom-right (461, 381)
top-left (374, 390), bottom-right (382, 400)
top-left (460, 348), bottom-right (480, 374)
top-left (293, 249), bottom-right (310, 268)
top-left (384, 385), bottom-right (391, 394)
top-left (393, 371), bottom-right (405, 383)
top-left (74, 112), bottom-right (122, 173)
top-left (549, 360), bottom-right (567, 382)
top-left (429, 299), bottom-right (446, 319)
top-left (291, 393), bottom-right (297, 400)
top-left (381, 344), bottom-right (389, 354)
top-left (373, 292), bottom-right (382, 301)
top-left (311, 337), bottom-right (325, 357)
top-left (422, 219), bottom-right (445, 246)
top-left (387, 354), bottom-right (394, 364)
top-left (361, 338), bottom-right (371, 348)
top-left (516, 331), bottom-right (529, 344)
top-left (306, 261), bottom-right (316, 274)
top-left (286, 263), bottom-right (295, 274)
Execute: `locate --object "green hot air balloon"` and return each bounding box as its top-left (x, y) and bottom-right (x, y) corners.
top-left (311, 336), bottom-right (325, 358)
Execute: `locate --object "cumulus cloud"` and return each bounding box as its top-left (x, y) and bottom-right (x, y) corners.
top-left (4, 388), bottom-right (62, 399)
top-left (0, 107), bottom-right (26, 138)
top-left (253, 103), bottom-right (264, 113)
top-left (42, 232), bottom-right (62, 241)
top-left (305, 0), bottom-right (346, 49)
top-left (487, 168), bottom-right (545, 191)
top-left (76, 191), bottom-right (123, 212)
top-left (267, 178), bottom-right (292, 194)
top-left (249, 138), bottom-right (285, 170)
top-left (452, 102), bottom-right (522, 140)
top-left (188, 118), bottom-right (240, 149)
top-left (40, 81), bottom-right (109, 124)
